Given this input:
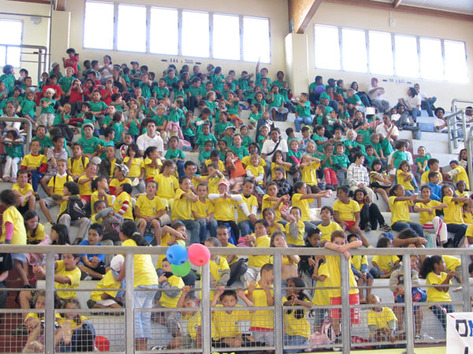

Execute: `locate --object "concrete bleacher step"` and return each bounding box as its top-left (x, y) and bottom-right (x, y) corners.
top-left (412, 139), bottom-right (450, 154)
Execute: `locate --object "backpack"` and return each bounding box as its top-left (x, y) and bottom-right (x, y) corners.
top-left (101, 213), bottom-right (122, 242)
top-left (59, 198), bottom-right (86, 221)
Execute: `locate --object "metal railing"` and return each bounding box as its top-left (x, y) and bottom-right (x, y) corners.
top-left (0, 44), bottom-right (49, 84)
top-left (0, 244), bottom-right (471, 354)
top-left (445, 110), bottom-right (466, 153)
top-left (0, 116), bottom-right (34, 154)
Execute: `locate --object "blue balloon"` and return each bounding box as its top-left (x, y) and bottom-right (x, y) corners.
top-left (166, 244), bottom-right (188, 265)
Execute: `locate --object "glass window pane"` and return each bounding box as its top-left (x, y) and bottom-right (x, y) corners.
top-left (150, 7), bottom-right (178, 55)
top-left (0, 46), bottom-right (6, 66)
top-left (314, 25), bottom-right (340, 70)
top-left (445, 40), bottom-right (468, 83)
top-left (342, 28), bottom-right (367, 72)
top-left (369, 31), bottom-right (393, 75)
top-left (84, 1), bottom-right (114, 50)
top-left (0, 20), bottom-right (22, 67)
top-left (7, 47), bottom-right (21, 68)
top-left (243, 17), bottom-right (270, 63)
top-left (394, 34), bottom-right (419, 77)
top-left (117, 4), bottom-right (146, 52)
top-left (213, 14), bottom-right (240, 60)
top-left (419, 38), bottom-right (443, 80)
top-left (182, 11), bottom-right (209, 58)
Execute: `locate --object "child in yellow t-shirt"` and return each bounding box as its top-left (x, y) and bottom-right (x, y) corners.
top-left (123, 143), bottom-right (145, 193)
top-left (154, 160), bottom-right (179, 208)
top-left (216, 225), bottom-right (246, 287)
top-left (20, 139), bottom-right (47, 192)
top-left (396, 161), bottom-right (416, 195)
top-left (143, 146), bottom-right (162, 182)
top-left (88, 255), bottom-right (123, 309)
top-left (12, 170), bottom-right (35, 214)
top-left (211, 288), bottom-right (254, 349)
top-left (68, 143), bottom-right (89, 181)
top-left (317, 206), bottom-right (343, 245)
top-left (113, 183), bottom-right (134, 221)
top-left (192, 183), bottom-right (218, 243)
top-left (284, 206), bottom-right (306, 246)
top-left (77, 163), bottom-right (98, 204)
top-left (154, 258), bottom-right (185, 338)
top-left (245, 154), bottom-right (265, 190)
top-left (241, 219), bottom-right (271, 285)
top-left (348, 234), bottom-right (373, 304)
top-left (205, 237), bottom-right (230, 299)
top-left (419, 255), bottom-right (455, 329)
top-left (205, 163), bottom-right (224, 194)
top-left (367, 294), bottom-right (397, 343)
top-left (311, 256), bottom-right (330, 331)
top-left (370, 237), bottom-right (400, 278)
top-left (171, 176), bottom-right (199, 244)
top-left (448, 160), bottom-right (469, 190)
top-left (247, 264), bottom-right (274, 347)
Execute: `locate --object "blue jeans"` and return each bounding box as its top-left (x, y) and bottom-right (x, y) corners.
top-left (174, 219), bottom-right (200, 245)
top-left (134, 284), bottom-right (158, 339)
top-left (430, 303), bottom-right (454, 330)
top-left (196, 217), bottom-right (217, 243)
top-left (284, 334), bottom-right (308, 353)
top-left (411, 108), bottom-right (421, 122)
top-left (422, 97), bottom-right (436, 117)
top-left (238, 219), bottom-right (254, 237)
top-left (294, 116), bottom-right (313, 132)
top-left (392, 221), bottom-right (424, 237)
top-left (30, 170), bottom-right (44, 192)
top-left (176, 160), bottom-right (185, 178)
top-left (446, 223), bottom-right (467, 247)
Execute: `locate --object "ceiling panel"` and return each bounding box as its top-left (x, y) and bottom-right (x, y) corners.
top-left (403, 0), bottom-right (473, 14)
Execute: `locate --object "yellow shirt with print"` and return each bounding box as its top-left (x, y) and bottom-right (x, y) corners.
top-left (154, 174), bottom-right (178, 201)
top-left (421, 170), bottom-right (442, 185)
top-left (372, 255), bottom-right (399, 273)
top-left (249, 284), bottom-right (274, 330)
top-left (114, 192), bottom-right (134, 220)
top-left (122, 239), bottom-right (158, 287)
top-left (455, 190), bottom-right (469, 197)
top-left (285, 220), bottom-right (305, 246)
top-left (262, 194), bottom-right (284, 222)
top-left (333, 200), bottom-right (360, 222)
top-left (237, 194), bottom-right (258, 222)
top-left (351, 255), bottom-right (368, 272)
top-left (183, 311), bottom-right (201, 341)
top-left (389, 196), bottom-right (412, 225)
top-left (123, 156), bottom-right (144, 178)
top-left (270, 162), bottom-right (289, 179)
top-left (191, 198), bottom-right (215, 219)
top-left (453, 165), bottom-right (469, 190)
top-left (397, 170), bottom-right (414, 191)
top-left (241, 155), bottom-right (267, 168)
top-left (368, 307), bottom-right (397, 329)
top-left (416, 200), bottom-right (442, 225)
top-left (443, 196), bottom-right (464, 224)
top-left (318, 221), bottom-right (343, 243)
top-left (68, 156), bottom-right (89, 176)
top-left (21, 153), bottom-right (47, 169)
top-left (1, 206), bottom-right (26, 245)
top-left (55, 260), bottom-right (81, 299)
top-left (159, 275), bottom-right (184, 308)
top-left (91, 191), bottom-right (113, 210)
top-left (301, 160), bottom-right (320, 186)
top-left (110, 177), bottom-right (132, 192)
top-left (312, 263), bottom-right (331, 306)
top-left (27, 223), bottom-right (46, 244)
top-left (90, 270), bottom-right (122, 302)
top-left (426, 271), bottom-right (452, 302)
top-left (78, 174), bottom-right (95, 197)
top-left (245, 165), bottom-right (265, 185)
top-left (212, 304), bottom-right (250, 340)
top-left (443, 255), bottom-right (461, 271)
top-left (212, 197), bottom-right (237, 221)
top-left (282, 296), bottom-right (311, 338)
top-left (48, 174), bottom-right (74, 195)
top-left (12, 182), bottom-right (33, 206)
top-left (291, 193), bottom-right (313, 222)
top-left (207, 175), bottom-right (221, 194)
top-left (135, 194), bottom-right (166, 217)
top-left (205, 159), bottom-right (225, 172)
top-left (324, 255), bottom-right (358, 297)
top-left (172, 188), bottom-right (194, 220)
top-left (144, 157), bottom-right (161, 180)
top-left (248, 235), bottom-right (271, 267)
top-left (209, 257), bottom-right (230, 299)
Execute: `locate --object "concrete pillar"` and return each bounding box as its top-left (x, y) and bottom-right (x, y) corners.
top-left (285, 32), bottom-right (309, 95)
top-left (50, 10), bottom-right (71, 67)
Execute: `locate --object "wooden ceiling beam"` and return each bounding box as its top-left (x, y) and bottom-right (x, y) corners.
top-left (7, 0), bottom-right (50, 4)
top-left (289, 0), bottom-right (324, 34)
top-left (325, 0), bottom-right (473, 22)
top-left (393, 0), bottom-right (403, 8)
top-left (55, 0), bottom-right (66, 11)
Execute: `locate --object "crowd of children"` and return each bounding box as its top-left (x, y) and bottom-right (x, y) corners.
top-left (0, 54), bottom-right (471, 352)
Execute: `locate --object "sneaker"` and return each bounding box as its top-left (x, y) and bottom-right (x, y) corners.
top-left (453, 286), bottom-right (463, 292)
top-left (72, 238), bottom-right (82, 245)
top-left (381, 224), bottom-right (391, 232)
top-left (415, 334), bottom-right (422, 340)
top-left (365, 224), bottom-right (371, 232)
top-left (150, 345), bottom-right (166, 351)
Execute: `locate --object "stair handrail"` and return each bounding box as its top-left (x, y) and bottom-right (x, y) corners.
top-left (451, 98), bottom-right (473, 113)
top-left (465, 125), bottom-right (473, 193)
top-left (445, 109), bottom-right (465, 153)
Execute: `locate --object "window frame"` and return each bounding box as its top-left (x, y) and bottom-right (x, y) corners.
top-left (313, 23), bottom-right (468, 82)
top-left (0, 18), bottom-right (24, 68)
top-left (82, 0), bottom-right (271, 63)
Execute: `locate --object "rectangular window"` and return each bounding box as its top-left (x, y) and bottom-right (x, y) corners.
top-left (444, 40), bottom-right (468, 83)
top-left (0, 19), bottom-right (22, 67)
top-left (213, 14), bottom-right (240, 60)
top-left (150, 7), bottom-right (178, 55)
top-left (420, 37), bottom-right (443, 80)
top-left (369, 31), bottom-right (393, 75)
top-left (314, 25), bottom-right (340, 70)
top-left (243, 17), bottom-right (270, 63)
top-left (342, 28), bottom-right (367, 73)
top-left (394, 34), bottom-right (419, 78)
top-left (117, 4), bottom-right (146, 52)
top-left (182, 11), bottom-right (209, 58)
top-left (83, 1), bottom-right (114, 50)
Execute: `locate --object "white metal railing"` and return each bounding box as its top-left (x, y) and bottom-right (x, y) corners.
top-left (0, 245), bottom-right (471, 354)
top-left (0, 116), bottom-right (34, 154)
top-left (0, 44), bottom-right (49, 84)
top-left (445, 110), bottom-right (466, 153)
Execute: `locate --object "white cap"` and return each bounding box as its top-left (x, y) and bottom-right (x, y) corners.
top-left (110, 255), bottom-right (124, 272)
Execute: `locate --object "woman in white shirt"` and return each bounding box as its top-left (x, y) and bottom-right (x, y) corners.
top-left (399, 87), bottom-right (421, 123)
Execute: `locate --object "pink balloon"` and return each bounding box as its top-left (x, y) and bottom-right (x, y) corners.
top-left (188, 244), bottom-right (211, 266)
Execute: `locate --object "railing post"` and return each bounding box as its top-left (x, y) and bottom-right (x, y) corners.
top-left (44, 251), bottom-right (55, 354)
top-left (201, 262), bottom-right (211, 354)
top-left (447, 117), bottom-right (453, 153)
top-left (402, 253), bottom-right (415, 354)
top-left (340, 255), bottom-right (350, 354)
top-left (273, 249), bottom-right (284, 354)
top-left (125, 251), bottom-right (135, 353)
top-left (461, 253), bottom-right (471, 312)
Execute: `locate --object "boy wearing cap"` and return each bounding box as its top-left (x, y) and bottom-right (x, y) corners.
top-left (109, 164), bottom-right (132, 196)
top-left (77, 123), bottom-right (102, 160)
top-left (38, 88), bottom-right (56, 129)
top-left (113, 183), bottom-right (134, 221)
top-left (87, 255), bottom-right (124, 309)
